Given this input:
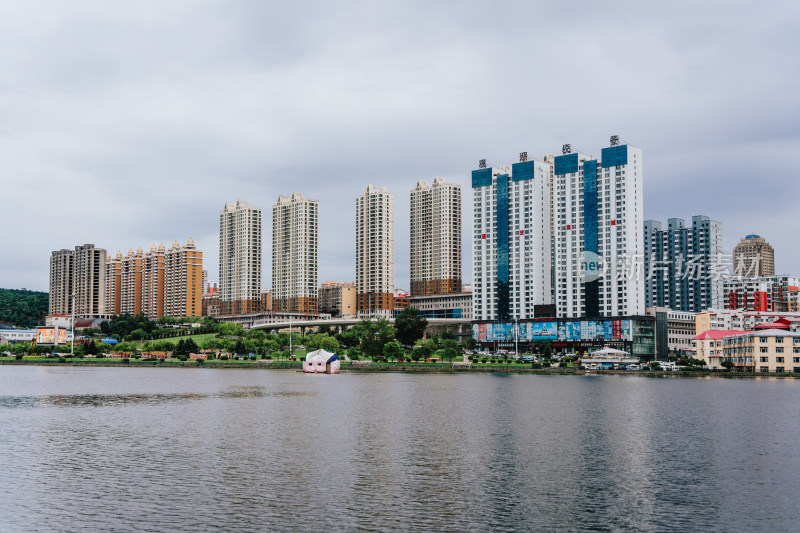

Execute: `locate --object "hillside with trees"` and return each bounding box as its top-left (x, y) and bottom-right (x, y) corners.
top-left (0, 288), bottom-right (49, 328)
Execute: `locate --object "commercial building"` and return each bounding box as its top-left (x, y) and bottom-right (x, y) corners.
top-left (472, 154), bottom-right (552, 321)
top-left (406, 292), bottom-right (472, 320)
top-left (553, 138), bottom-right (644, 318)
top-left (472, 316), bottom-right (656, 361)
top-left (733, 235), bottom-right (775, 276)
top-left (721, 330), bottom-right (800, 373)
top-left (272, 193), bottom-right (319, 313)
top-left (356, 185), bottom-right (394, 317)
top-left (318, 281), bottom-right (357, 318)
top-left (105, 240), bottom-right (203, 318)
top-left (644, 215), bottom-right (723, 312)
top-left (49, 244), bottom-right (108, 319)
top-left (410, 178), bottom-right (462, 296)
top-left (723, 275), bottom-right (800, 312)
top-left (646, 307), bottom-right (697, 356)
top-left (219, 200), bottom-right (262, 315)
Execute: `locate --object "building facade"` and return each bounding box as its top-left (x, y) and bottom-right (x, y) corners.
top-left (553, 139), bottom-right (644, 318)
top-left (105, 240), bottom-right (203, 319)
top-left (318, 281), bottom-right (357, 318)
top-left (49, 244), bottom-right (108, 319)
top-left (721, 329), bottom-right (800, 373)
top-left (647, 306), bottom-right (696, 356)
top-left (472, 155), bottom-right (552, 321)
top-left (406, 292), bottom-right (472, 319)
top-left (695, 309), bottom-right (800, 335)
top-left (356, 185), bottom-right (394, 317)
top-left (644, 215), bottom-right (723, 312)
top-left (272, 193), bottom-right (319, 313)
top-left (219, 200), bottom-right (262, 314)
top-left (724, 275), bottom-right (800, 312)
top-left (733, 235), bottom-right (775, 276)
top-left (410, 178), bottom-right (462, 296)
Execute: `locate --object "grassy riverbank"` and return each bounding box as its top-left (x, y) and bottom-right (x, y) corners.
top-left (1, 356), bottom-right (798, 378)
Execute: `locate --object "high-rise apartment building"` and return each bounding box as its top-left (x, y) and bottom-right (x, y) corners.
top-left (219, 200), bottom-right (262, 314)
top-left (49, 244), bottom-right (107, 318)
top-left (733, 235), bottom-right (775, 276)
top-left (472, 155), bottom-right (552, 321)
top-left (644, 215), bottom-right (723, 312)
top-left (553, 139), bottom-right (644, 318)
top-left (410, 178), bottom-right (462, 296)
top-left (356, 185), bottom-right (394, 317)
top-left (272, 193), bottom-right (319, 313)
top-left (105, 240), bottom-right (203, 318)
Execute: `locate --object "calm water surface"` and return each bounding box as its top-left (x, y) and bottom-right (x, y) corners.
top-left (1, 366), bottom-right (798, 532)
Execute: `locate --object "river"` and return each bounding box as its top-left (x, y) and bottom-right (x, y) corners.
top-left (1, 366), bottom-right (798, 532)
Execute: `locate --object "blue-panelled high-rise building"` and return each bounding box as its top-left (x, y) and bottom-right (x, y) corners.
top-left (472, 155), bottom-right (552, 321)
top-left (553, 139), bottom-right (645, 318)
top-left (644, 215), bottom-right (723, 312)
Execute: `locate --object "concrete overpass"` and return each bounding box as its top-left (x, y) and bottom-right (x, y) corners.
top-left (250, 317), bottom-right (472, 338)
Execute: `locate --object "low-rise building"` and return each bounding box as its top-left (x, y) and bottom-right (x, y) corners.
top-left (693, 330), bottom-right (749, 369)
top-left (647, 307), bottom-right (696, 357)
top-left (406, 292), bottom-right (472, 319)
top-left (696, 310), bottom-right (800, 335)
top-left (721, 329), bottom-right (800, 373)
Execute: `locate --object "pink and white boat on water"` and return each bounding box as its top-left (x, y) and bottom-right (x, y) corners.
top-left (303, 349), bottom-right (340, 374)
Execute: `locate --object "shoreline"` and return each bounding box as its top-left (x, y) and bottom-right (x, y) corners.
top-left (1, 359), bottom-right (797, 378)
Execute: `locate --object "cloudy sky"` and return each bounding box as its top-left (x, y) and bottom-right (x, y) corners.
top-left (2, 0), bottom-right (798, 293)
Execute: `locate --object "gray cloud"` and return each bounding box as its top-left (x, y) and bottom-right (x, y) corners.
top-left (1, 0), bottom-right (798, 292)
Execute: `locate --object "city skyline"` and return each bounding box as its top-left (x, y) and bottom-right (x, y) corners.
top-left (2, 2), bottom-right (799, 292)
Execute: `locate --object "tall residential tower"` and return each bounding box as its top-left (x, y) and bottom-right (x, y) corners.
top-left (219, 200), bottom-right (262, 315)
top-left (733, 235), bottom-right (775, 276)
top-left (49, 244), bottom-right (107, 319)
top-left (356, 185), bottom-right (394, 317)
top-left (553, 138), bottom-right (644, 318)
top-left (644, 215), bottom-right (723, 312)
top-left (410, 177), bottom-right (462, 296)
top-left (472, 154), bottom-right (552, 321)
top-left (272, 193), bottom-right (319, 313)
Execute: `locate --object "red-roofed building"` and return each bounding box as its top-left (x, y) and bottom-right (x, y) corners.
top-left (694, 330), bottom-right (749, 369)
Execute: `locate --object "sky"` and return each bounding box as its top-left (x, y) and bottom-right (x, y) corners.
top-left (1, 0), bottom-right (799, 293)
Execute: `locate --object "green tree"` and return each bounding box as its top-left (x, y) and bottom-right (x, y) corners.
top-left (384, 341), bottom-right (403, 362)
top-left (461, 337), bottom-right (477, 351)
top-left (234, 340), bottom-right (246, 355)
top-left (394, 307), bottom-right (428, 346)
top-left (185, 338), bottom-right (200, 355)
top-left (721, 360), bottom-right (734, 370)
top-left (352, 318), bottom-right (394, 359)
top-left (175, 339), bottom-right (187, 356)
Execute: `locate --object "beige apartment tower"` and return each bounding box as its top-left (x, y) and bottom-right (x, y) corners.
top-left (356, 185), bottom-right (394, 317)
top-left (219, 200), bottom-right (262, 315)
top-left (733, 235), bottom-right (775, 276)
top-left (410, 177), bottom-right (462, 296)
top-left (105, 240), bottom-right (203, 318)
top-left (49, 244), bottom-right (107, 318)
top-left (272, 193), bottom-right (319, 313)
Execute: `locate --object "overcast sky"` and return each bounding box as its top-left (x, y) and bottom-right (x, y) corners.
top-left (2, 0), bottom-right (798, 293)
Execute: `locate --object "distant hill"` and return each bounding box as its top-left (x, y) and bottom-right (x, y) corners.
top-left (0, 288), bottom-right (49, 328)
